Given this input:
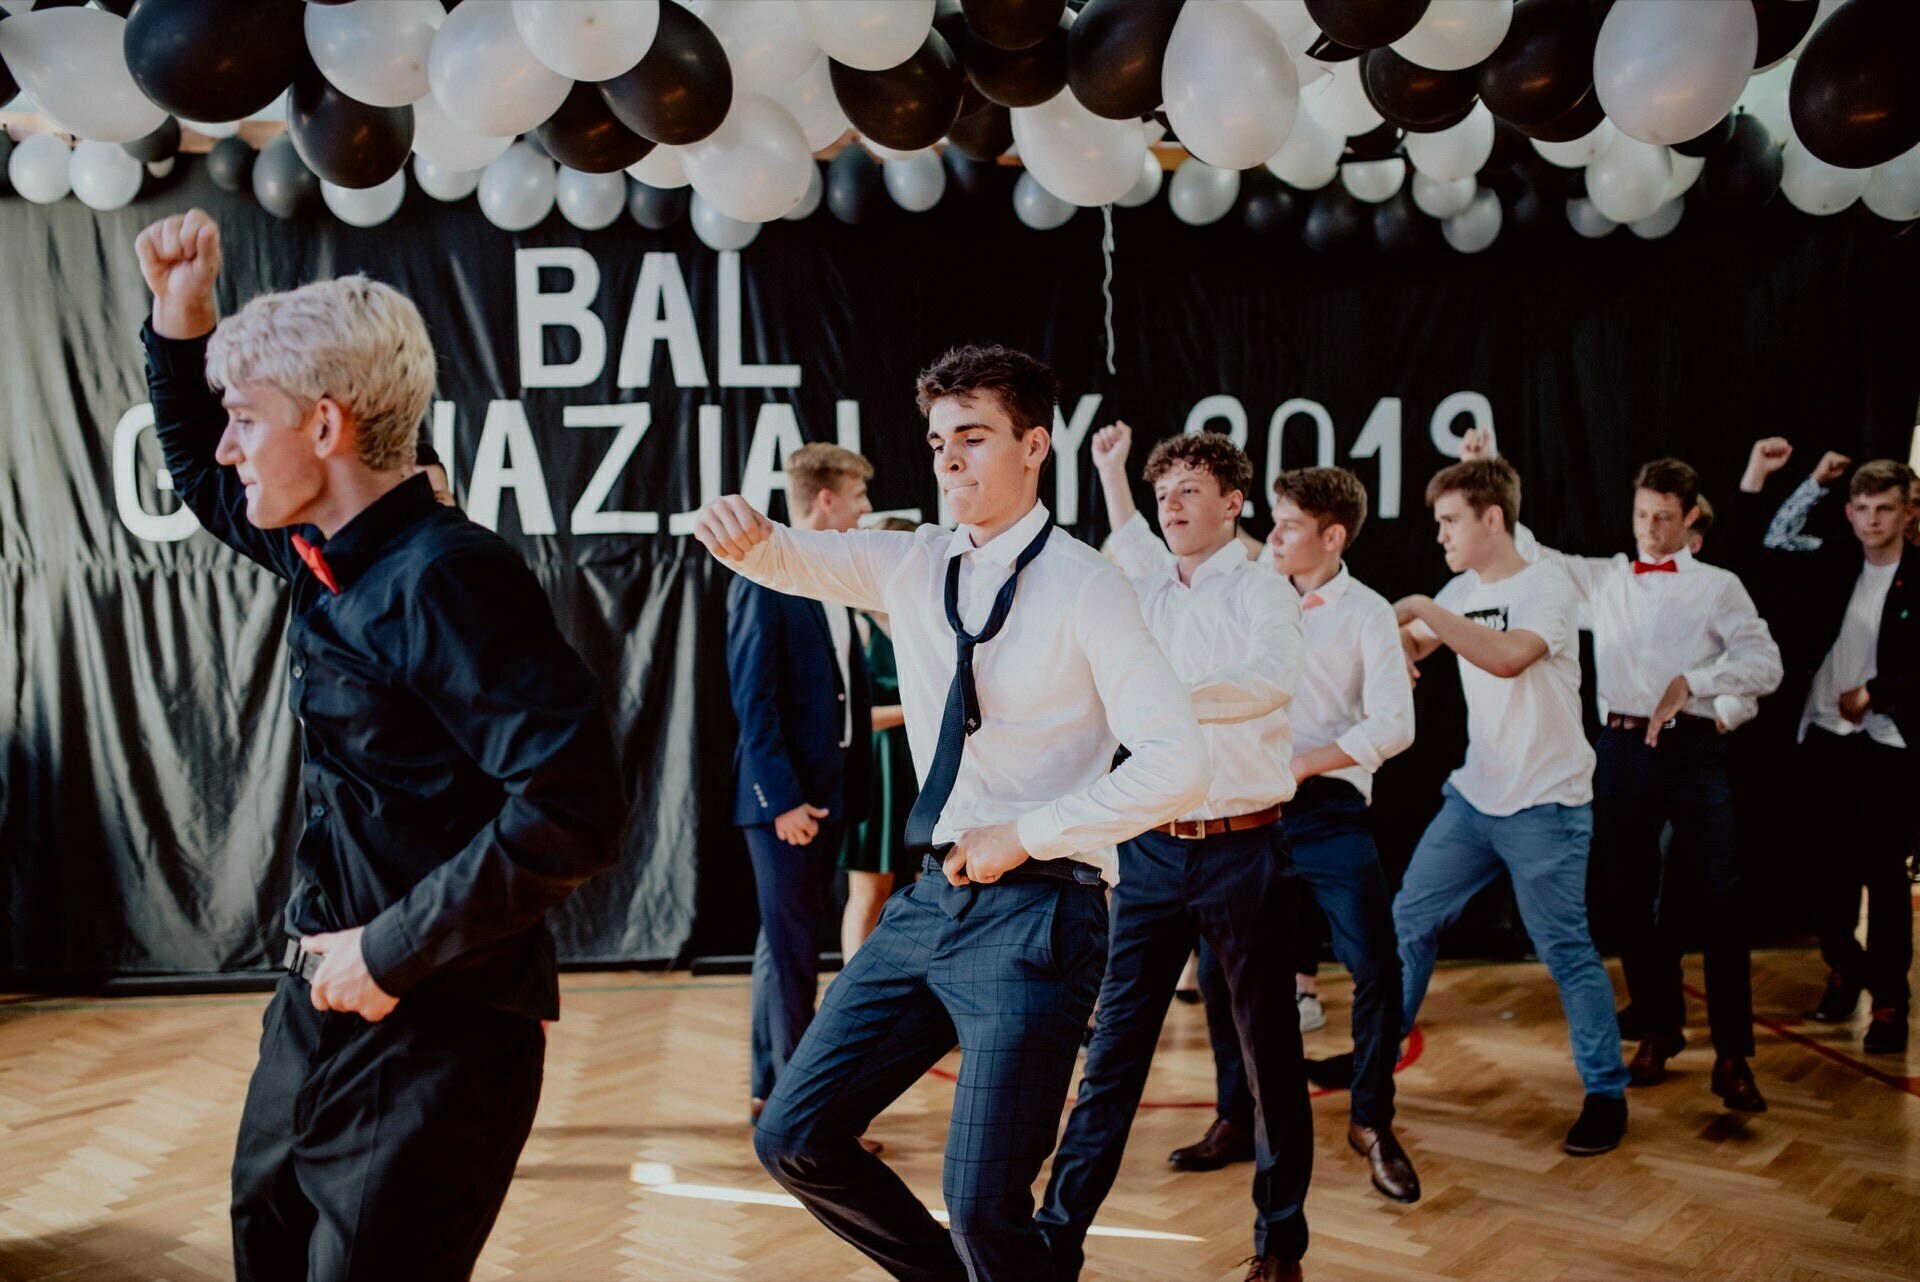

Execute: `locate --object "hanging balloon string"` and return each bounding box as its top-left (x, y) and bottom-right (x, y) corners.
top-left (1100, 204), bottom-right (1117, 378)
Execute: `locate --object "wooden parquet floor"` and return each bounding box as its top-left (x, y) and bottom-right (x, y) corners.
top-left (1, 944), bottom-right (1915, 1282)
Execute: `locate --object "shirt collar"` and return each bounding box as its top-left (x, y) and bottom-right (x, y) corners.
top-left (1635, 546), bottom-right (1695, 571)
top-left (1186, 536), bottom-right (1254, 588)
top-left (1292, 562), bottom-right (1354, 604)
top-left (945, 501), bottom-right (1052, 566)
top-left (299, 474), bottom-right (440, 591)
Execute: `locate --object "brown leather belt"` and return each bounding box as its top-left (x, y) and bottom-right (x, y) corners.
top-left (1155, 803), bottom-right (1283, 840)
top-left (1605, 712), bottom-right (1714, 733)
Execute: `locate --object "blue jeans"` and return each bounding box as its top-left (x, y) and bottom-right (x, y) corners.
top-left (1394, 785), bottom-right (1627, 1099)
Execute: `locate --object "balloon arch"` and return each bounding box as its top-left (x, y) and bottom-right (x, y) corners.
top-left (1, 0), bottom-right (1917, 248)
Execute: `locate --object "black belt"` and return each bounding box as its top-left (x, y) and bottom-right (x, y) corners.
top-left (919, 850), bottom-right (1106, 887)
top-left (1604, 712), bottom-right (1715, 734)
top-left (281, 938), bottom-right (322, 983)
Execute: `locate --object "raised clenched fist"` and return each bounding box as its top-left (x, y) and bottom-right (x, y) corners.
top-left (693, 494), bottom-right (776, 561)
top-left (1090, 421), bottom-right (1133, 475)
top-left (135, 208), bottom-right (222, 341)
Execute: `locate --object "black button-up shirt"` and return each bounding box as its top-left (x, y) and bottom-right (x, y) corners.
top-left (144, 324), bottom-right (623, 1020)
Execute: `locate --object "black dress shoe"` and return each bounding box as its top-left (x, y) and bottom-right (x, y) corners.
top-left (1239, 1257), bottom-right (1304, 1282)
top-left (1348, 1123), bottom-right (1421, 1203)
top-left (1863, 1008), bottom-right (1909, 1055)
top-left (1627, 1032), bottom-right (1685, 1086)
top-left (1616, 1004), bottom-right (1643, 1041)
top-left (1305, 1052), bottom-right (1355, 1089)
top-left (1168, 1116), bottom-right (1254, 1171)
top-left (1811, 972), bottom-right (1862, 1023)
top-left (1710, 1057), bottom-right (1767, 1112)
top-left (1172, 988), bottom-right (1201, 1005)
top-left (1563, 1093), bottom-right (1628, 1156)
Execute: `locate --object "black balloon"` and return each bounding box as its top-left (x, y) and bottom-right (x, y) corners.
top-left (206, 135), bottom-right (254, 193)
top-left (944, 148), bottom-right (1006, 197)
top-left (1700, 113), bottom-right (1782, 210)
top-left (1372, 189), bottom-right (1425, 252)
top-left (1066, 0), bottom-right (1183, 121)
top-left (947, 100), bottom-right (1014, 159)
top-left (935, 0), bottom-right (971, 50)
top-left (1306, 0), bottom-right (1430, 50)
top-left (963, 8), bottom-right (1070, 108)
top-left (1477, 0), bottom-right (1594, 130)
top-left (1789, 0), bottom-right (1920, 170)
top-left (1363, 49), bottom-right (1477, 133)
top-left (288, 65), bottom-right (412, 189)
top-left (963, 0), bottom-right (1068, 51)
top-left (601, 0), bottom-right (733, 147)
top-left (0, 133), bottom-right (13, 197)
top-left (1344, 122), bottom-right (1406, 161)
top-left (831, 32), bottom-right (965, 151)
top-left (1753, 0), bottom-right (1817, 69)
top-left (627, 180), bottom-right (689, 230)
top-left (1487, 119), bottom-right (1533, 170)
top-left (1240, 171), bottom-right (1302, 235)
top-left (123, 116), bottom-right (182, 164)
top-left (1510, 83), bottom-right (1604, 143)
top-left (1305, 34), bottom-right (1364, 63)
top-left (125, 0), bottom-right (306, 124)
top-left (252, 135), bottom-right (319, 220)
top-left (1301, 185), bottom-right (1366, 251)
top-left (539, 81), bottom-right (655, 174)
top-left (826, 145), bottom-right (886, 224)
top-left (1508, 181), bottom-right (1558, 234)
top-left (1673, 112), bottom-right (1735, 159)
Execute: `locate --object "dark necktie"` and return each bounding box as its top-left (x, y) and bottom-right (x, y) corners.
top-left (903, 519), bottom-right (1053, 856)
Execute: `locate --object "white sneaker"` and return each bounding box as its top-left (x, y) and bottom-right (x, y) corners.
top-left (1296, 990), bottom-right (1327, 1034)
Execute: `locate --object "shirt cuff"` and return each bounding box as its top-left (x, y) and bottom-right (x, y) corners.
top-left (1016, 806), bottom-right (1074, 862)
top-left (359, 910), bottom-right (433, 999)
top-left (1680, 665), bottom-right (1722, 698)
top-left (1103, 512), bottom-right (1163, 577)
top-left (1335, 725), bottom-right (1386, 774)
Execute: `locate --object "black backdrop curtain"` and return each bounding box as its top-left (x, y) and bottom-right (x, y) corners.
top-left (2, 160), bottom-right (1914, 982)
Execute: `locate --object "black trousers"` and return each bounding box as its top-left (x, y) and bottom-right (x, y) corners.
top-left (744, 820), bottom-right (846, 1100)
top-left (1593, 723), bottom-right (1754, 1057)
top-left (231, 976), bottom-right (545, 1282)
top-left (1802, 728), bottom-right (1915, 1017)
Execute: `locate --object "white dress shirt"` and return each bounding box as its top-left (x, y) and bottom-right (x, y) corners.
top-left (1803, 558), bottom-right (1906, 748)
top-left (821, 599), bottom-right (853, 748)
top-left (1106, 514), bottom-right (1301, 818)
top-left (1516, 530), bottom-right (1784, 722)
top-left (726, 502), bottom-right (1211, 884)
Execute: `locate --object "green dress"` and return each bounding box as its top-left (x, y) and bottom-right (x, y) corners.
top-left (843, 615), bottom-right (919, 877)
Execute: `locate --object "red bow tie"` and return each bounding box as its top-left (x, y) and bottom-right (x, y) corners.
top-left (1632, 559), bottom-right (1677, 575)
top-left (291, 534), bottom-right (340, 595)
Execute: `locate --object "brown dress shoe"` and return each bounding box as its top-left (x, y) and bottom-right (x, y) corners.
top-left (1709, 1057), bottom-right (1767, 1112)
top-left (1348, 1123), bottom-right (1421, 1203)
top-left (1240, 1256), bottom-right (1304, 1282)
top-left (1168, 1116), bottom-right (1255, 1171)
top-left (1627, 1032), bottom-right (1685, 1086)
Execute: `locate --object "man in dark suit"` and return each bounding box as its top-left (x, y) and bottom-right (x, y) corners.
top-left (1737, 439), bottom-right (1919, 1055)
top-left (730, 443), bottom-right (876, 1117)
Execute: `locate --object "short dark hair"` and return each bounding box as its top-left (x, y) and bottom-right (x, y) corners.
top-left (914, 344), bottom-right (1058, 436)
top-left (1690, 493), bottom-right (1715, 539)
top-left (1634, 457), bottom-right (1700, 511)
top-left (786, 442), bottom-right (873, 513)
top-left (1142, 432), bottom-right (1254, 500)
top-left (1850, 458), bottom-right (1916, 501)
top-left (1272, 467), bottom-right (1370, 549)
top-left (1425, 457), bottom-right (1521, 533)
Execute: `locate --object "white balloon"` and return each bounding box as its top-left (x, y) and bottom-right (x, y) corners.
top-left (9, 131), bottom-right (70, 203)
top-left (478, 141), bottom-right (557, 231)
top-left (414, 154), bottom-right (483, 201)
top-left (305, 0), bottom-right (444, 109)
top-left (883, 149), bottom-right (946, 211)
top-left (1566, 196), bottom-right (1617, 238)
top-left (247, 90), bottom-right (288, 123)
top-left (1010, 93), bottom-right (1147, 206)
top-left (1665, 149), bottom-right (1706, 200)
top-left (323, 169), bottom-right (408, 227)
top-left (1162, 0), bottom-right (1299, 171)
top-left (0, 8), bottom-right (164, 142)
top-left (682, 93), bottom-right (814, 223)
top-left (1406, 101), bottom-right (1495, 181)
top-left (784, 160), bottom-right (824, 219)
top-left (1392, 0), bottom-right (1513, 72)
top-left (1863, 143), bottom-right (1920, 222)
top-left (1586, 133), bottom-right (1671, 223)
top-left (1301, 59), bottom-right (1381, 138)
top-left (1412, 171), bottom-right (1475, 218)
top-left (1265, 108), bottom-right (1342, 189)
top-left (1013, 169), bottom-right (1075, 230)
top-left (796, 0), bottom-right (934, 73)
top-left (1594, 0), bottom-right (1756, 146)
top-left (629, 145), bottom-right (690, 189)
top-left (1531, 118), bottom-right (1614, 168)
top-left (146, 158), bottom-right (175, 180)
top-left (690, 191), bottom-right (762, 250)
top-left (692, 0), bottom-right (817, 93)
top-left (1737, 62), bottom-right (1793, 141)
top-left (862, 138), bottom-right (927, 163)
top-left (1168, 158), bottom-right (1240, 226)
top-left (1442, 188), bottom-right (1502, 253)
top-left (1342, 157), bottom-right (1405, 203)
top-left (182, 119), bottom-right (243, 140)
top-left (1629, 196), bottom-right (1684, 239)
top-left (1245, 0), bottom-right (1318, 52)
top-left (511, 0), bottom-right (660, 81)
top-left (432, 1), bottom-right (572, 139)
top-left (771, 52), bottom-right (851, 151)
top-left (1780, 136), bottom-right (1869, 216)
top-left (557, 167), bottom-right (627, 229)
top-left (1116, 153), bottom-right (1165, 208)
top-left (69, 139), bottom-right (143, 210)
top-left (412, 92), bottom-right (513, 171)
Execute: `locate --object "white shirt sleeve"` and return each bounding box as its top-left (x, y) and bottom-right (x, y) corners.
top-left (1190, 572), bottom-right (1302, 725)
top-left (1514, 522), bottom-right (1606, 622)
top-left (727, 523), bottom-right (915, 614)
top-left (1335, 597), bottom-right (1417, 771)
top-left (1103, 511), bottom-right (1176, 585)
top-left (1015, 569), bottom-right (1212, 860)
top-left (1683, 576), bottom-right (1786, 699)
top-left (1412, 573), bottom-right (1472, 642)
top-left (1509, 566), bottom-right (1577, 657)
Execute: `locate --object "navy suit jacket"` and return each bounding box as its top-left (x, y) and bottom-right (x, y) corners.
top-left (727, 576), bottom-right (873, 829)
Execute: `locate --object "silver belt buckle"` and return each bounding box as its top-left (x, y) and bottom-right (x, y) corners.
top-left (1170, 818), bottom-right (1208, 840)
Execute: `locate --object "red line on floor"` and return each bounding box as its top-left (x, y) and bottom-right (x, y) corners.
top-left (1680, 982), bottom-right (1920, 1099)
